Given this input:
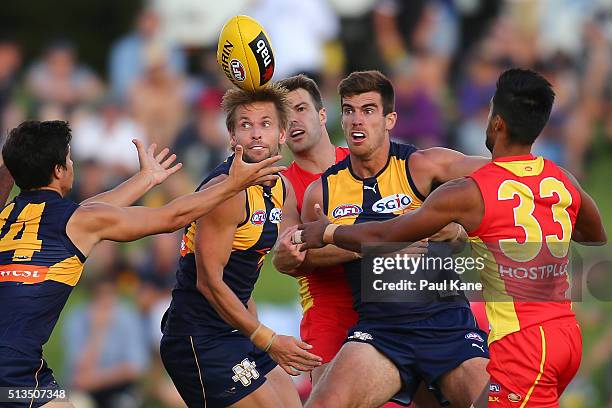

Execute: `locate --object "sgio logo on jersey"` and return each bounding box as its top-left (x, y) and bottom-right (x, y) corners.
top-left (372, 194), bottom-right (412, 214)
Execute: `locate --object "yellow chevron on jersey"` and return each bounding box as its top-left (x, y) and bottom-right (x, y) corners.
top-left (179, 179), bottom-right (284, 256)
top-left (233, 180), bottom-right (284, 251)
top-left (323, 142), bottom-right (424, 227)
top-left (0, 189), bottom-right (85, 287)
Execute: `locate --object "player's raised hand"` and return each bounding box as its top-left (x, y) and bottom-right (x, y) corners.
top-left (267, 335), bottom-right (322, 376)
top-left (228, 145), bottom-right (286, 190)
top-left (133, 139), bottom-right (183, 186)
top-left (295, 204), bottom-right (330, 251)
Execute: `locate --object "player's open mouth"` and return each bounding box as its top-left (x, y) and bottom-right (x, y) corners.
top-left (249, 145), bottom-right (266, 151)
top-left (290, 129), bottom-right (305, 138)
top-left (351, 131), bottom-right (366, 142)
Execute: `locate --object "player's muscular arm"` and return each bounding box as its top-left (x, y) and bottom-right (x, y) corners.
top-left (409, 148), bottom-right (489, 196)
top-left (561, 168), bottom-right (607, 244)
top-left (193, 184), bottom-right (260, 335)
top-left (68, 148), bottom-right (285, 255)
top-left (272, 177), bottom-right (307, 275)
top-left (81, 140), bottom-right (181, 207)
top-left (285, 179), bottom-right (359, 275)
top-left (300, 180), bottom-right (360, 268)
top-left (0, 165), bottom-right (14, 206)
top-left (301, 178), bottom-right (484, 253)
top-left (195, 181), bottom-right (322, 374)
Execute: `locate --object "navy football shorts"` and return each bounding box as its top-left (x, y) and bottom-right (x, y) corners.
top-left (160, 332), bottom-right (277, 408)
top-left (344, 307), bottom-right (489, 406)
top-left (0, 346), bottom-right (60, 408)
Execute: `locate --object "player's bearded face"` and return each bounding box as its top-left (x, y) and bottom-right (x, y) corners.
top-left (341, 92), bottom-right (395, 158)
top-left (231, 102), bottom-right (286, 163)
top-left (286, 89), bottom-right (324, 154)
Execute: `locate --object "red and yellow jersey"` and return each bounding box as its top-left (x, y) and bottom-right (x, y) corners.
top-left (468, 154), bottom-right (581, 344)
top-left (282, 146), bottom-right (350, 313)
top-left (0, 189), bottom-right (85, 357)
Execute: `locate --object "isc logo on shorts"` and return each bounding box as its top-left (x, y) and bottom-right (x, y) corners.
top-left (269, 208), bottom-right (282, 224)
top-left (232, 359), bottom-right (259, 387)
top-left (251, 210), bottom-right (266, 225)
top-left (348, 331), bottom-right (373, 341)
top-left (372, 194), bottom-right (412, 214)
top-left (465, 332), bottom-right (484, 342)
top-left (332, 204), bottom-right (362, 219)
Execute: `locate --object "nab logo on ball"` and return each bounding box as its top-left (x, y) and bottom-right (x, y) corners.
top-left (372, 194), bottom-right (412, 214)
top-left (332, 204), bottom-right (362, 219)
top-left (269, 208), bottom-right (282, 224)
top-left (230, 59), bottom-right (246, 82)
top-left (217, 15), bottom-right (275, 91)
top-left (248, 32), bottom-right (275, 85)
top-left (251, 210), bottom-right (266, 225)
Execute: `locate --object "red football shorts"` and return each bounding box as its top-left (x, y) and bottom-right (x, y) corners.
top-left (487, 318), bottom-right (582, 407)
top-left (300, 304), bottom-right (358, 364)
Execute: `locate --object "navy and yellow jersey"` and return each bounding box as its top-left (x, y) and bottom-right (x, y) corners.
top-left (0, 189), bottom-right (85, 357)
top-left (163, 155), bottom-right (285, 336)
top-left (322, 142), bottom-right (470, 323)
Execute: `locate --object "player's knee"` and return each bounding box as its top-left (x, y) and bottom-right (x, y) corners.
top-left (306, 390), bottom-right (345, 408)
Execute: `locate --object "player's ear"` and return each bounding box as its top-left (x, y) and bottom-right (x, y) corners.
top-left (385, 111), bottom-right (397, 131)
top-left (278, 127), bottom-right (286, 145)
top-left (53, 164), bottom-right (64, 180)
top-left (319, 107), bottom-right (327, 126)
top-left (493, 115), bottom-right (504, 132)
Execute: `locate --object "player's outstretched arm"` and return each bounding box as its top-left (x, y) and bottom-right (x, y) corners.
top-left (68, 146), bottom-right (285, 255)
top-left (298, 178), bottom-right (483, 253)
top-left (194, 181), bottom-right (322, 375)
top-left (81, 140), bottom-right (182, 207)
top-left (409, 147), bottom-right (489, 196)
top-left (273, 179), bottom-right (360, 276)
top-left (0, 165), bottom-right (14, 206)
top-left (561, 168), bottom-right (607, 244)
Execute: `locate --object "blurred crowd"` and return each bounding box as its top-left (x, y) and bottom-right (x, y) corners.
top-left (1, 1), bottom-right (612, 407)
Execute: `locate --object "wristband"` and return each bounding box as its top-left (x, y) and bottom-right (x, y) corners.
top-left (264, 334), bottom-right (277, 352)
top-left (250, 323), bottom-right (276, 351)
top-left (323, 224), bottom-right (339, 244)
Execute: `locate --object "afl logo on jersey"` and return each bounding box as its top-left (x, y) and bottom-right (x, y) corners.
top-left (269, 208), bottom-right (282, 224)
top-left (251, 210), bottom-right (267, 225)
top-left (372, 194), bottom-right (412, 214)
top-left (332, 204), bottom-right (362, 219)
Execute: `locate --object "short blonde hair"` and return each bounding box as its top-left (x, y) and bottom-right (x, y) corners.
top-left (222, 82), bottom-right (290, 134)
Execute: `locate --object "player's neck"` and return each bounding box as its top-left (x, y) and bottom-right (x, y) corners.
top-left (293, 134), bottom-right (336, 174)
top-left (491, 142), bottom-right (533, 161)
top-left (38, 185), bottom-right (64, 197)
top-left (350, 139), bottom-right (391, 179)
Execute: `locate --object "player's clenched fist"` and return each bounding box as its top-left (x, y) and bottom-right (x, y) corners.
top-left (296, 204), bottom-right (332, 250)
top-left (273, 225), bottom-right (306, 273)
top-left (267, 335), bottom-right (322, 376)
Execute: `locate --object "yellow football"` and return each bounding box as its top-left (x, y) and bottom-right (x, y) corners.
top-left (217, 15), bottom-right (275, 91)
